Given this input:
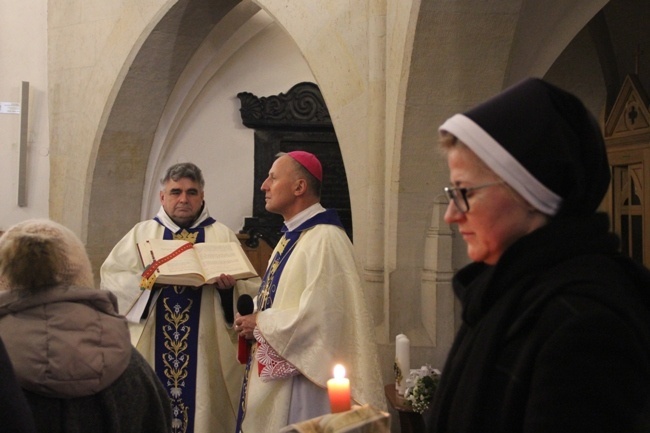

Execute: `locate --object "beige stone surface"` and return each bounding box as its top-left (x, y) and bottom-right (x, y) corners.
top-left (38, 2), bottom-right (642, 418)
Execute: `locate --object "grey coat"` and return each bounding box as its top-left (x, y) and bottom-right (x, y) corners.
top-left (0, 286), bottom-right (172, 433)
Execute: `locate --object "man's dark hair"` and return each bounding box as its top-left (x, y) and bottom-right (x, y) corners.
top-left (160, 162), bottom-right (205, 189)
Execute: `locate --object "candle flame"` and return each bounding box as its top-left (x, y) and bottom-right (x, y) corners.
top-left (333, 364), bottom-right (346, 379)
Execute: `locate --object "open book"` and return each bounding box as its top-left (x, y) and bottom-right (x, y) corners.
top-left (137, 239), bottom-right (258, 287)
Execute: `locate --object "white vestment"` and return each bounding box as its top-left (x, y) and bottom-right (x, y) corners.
top-left (241, 219), bottom-right (386, 433)
top-left (101, 206), bottom-right (258, 433)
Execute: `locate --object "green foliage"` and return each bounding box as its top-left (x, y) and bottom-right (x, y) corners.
top-left (404, 369), bottom-right (440, 414)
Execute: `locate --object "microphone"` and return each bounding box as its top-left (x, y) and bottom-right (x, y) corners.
top-left (237, 294), bottom-right (254, 364)
top-left (237, 294), bottom-right (254, 316)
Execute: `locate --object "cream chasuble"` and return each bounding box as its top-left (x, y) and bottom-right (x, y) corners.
top-left (236, 209), bottom-right (385, 433)
top-left (101, 206), bottom-right (258, 433)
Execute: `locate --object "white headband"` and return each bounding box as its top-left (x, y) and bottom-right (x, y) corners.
top-left (439, 114), bottom-right (562, 216)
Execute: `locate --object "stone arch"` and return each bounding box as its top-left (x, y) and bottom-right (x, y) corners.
top-left (394, 0), bottom-right (609, 365)
top-left (242, 2), bottom-right (391, 338)
top-left (86, 0), bottom-right (252, 272)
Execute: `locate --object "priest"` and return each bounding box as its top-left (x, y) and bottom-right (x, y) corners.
top-left (234, 151), bottom-right (385, 433)
top-left (101, 162), bottom-right (258, 433)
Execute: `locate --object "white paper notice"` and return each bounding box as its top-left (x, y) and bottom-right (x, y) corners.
top-left (0, 102), bottom-right (20, 114)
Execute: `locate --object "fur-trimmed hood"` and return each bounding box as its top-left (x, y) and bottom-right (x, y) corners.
top-left (0, 219), bottom-right (131, 398)
top-left (0, 219), bottom-right (94, 292)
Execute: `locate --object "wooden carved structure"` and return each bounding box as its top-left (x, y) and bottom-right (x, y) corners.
top-left (236, 82), bottom-right (352, 254)
top-left (603, 74), bottom-right (650, 266)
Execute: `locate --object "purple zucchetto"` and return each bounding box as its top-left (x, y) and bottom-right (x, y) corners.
top-left (439, 78), bottom-right (611, 217)
top-left (287, 151), bottom-right (323, 182)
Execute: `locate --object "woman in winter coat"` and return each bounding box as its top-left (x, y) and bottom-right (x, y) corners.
top-left (0, 219), bottom-right (172, 433)
top-left (427, 78), bottom-right (650, 433)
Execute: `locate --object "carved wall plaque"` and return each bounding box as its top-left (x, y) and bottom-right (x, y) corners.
top-left (237, 82), bottom-right (352, 248)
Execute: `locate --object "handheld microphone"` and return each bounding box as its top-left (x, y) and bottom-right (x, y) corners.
top-left (237, 294), bottom-right (254, 364)
top-left (237, 294), bottom-right (254, 316)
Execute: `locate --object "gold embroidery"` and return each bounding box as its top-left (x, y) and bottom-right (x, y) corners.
top-left (159, 228), bottom-right (200, 433)
top-left (162, 292), bottom-right (192, 433)
top-left (238, 231), bottom-right (306, 431)
top-left (140, 271), bottom-right (157, 291)
top-left (257, 233), bottom-right (302, 309)
top-left (174, 229), bottom-right (198, 244)
top-left (171, 404), bottom-right (189, 432)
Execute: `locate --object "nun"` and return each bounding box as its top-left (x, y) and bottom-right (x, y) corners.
top-left (427, 78), bottom-right (650, 433)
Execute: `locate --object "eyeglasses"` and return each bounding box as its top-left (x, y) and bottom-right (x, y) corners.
top-left (443, 181), bottom-right (504, 213)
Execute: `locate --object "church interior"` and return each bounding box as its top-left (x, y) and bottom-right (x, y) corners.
top-left (1, 0), bottom-right (650, 430)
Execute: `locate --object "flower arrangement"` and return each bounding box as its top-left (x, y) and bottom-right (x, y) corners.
top-left (404, 365), bottom-right (441, 414)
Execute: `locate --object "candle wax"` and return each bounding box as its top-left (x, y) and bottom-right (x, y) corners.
top-left (327, 365), bottom-right (351, 413)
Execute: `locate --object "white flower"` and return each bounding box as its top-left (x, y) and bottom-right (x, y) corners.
top-left (404, 367), bottom-right (441, 414)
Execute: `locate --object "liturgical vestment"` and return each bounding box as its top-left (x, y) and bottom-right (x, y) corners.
top-left (237, 206), bottom-right (385, 433)
top-left (101, 206), bottom-right (258, 433)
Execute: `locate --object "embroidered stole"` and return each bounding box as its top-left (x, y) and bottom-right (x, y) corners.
top-left (153, 217), bottom-right (214, 433)
top-left (235, 229), bottom-right (303, 433)
top-left (235, 208), bottom-right (346, 433)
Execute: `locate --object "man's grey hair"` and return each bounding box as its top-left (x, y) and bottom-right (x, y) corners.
top-left (160, 162), bottom-right (205, 189)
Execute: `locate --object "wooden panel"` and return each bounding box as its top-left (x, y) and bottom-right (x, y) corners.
top-left (237, 82), bottom-right (353, 243)
top-left (237, 233), bottom-right (273, 278)
top-left (608, 146), bottom-right (648, 266)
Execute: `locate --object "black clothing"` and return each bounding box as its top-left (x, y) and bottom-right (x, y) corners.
top-left (24, 350), bottom-right (171, 433)
top-left (0, 336), bottom-right (37, 433)
top-left (428, 213), bottom-right (650, 432)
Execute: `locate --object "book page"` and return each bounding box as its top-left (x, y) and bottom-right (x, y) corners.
top-left (125, 290), bottom-right (151, 324)
top-left (138, 239), bottom-right (205, 277)
top-left (194, 242), bottom-right (258, 280)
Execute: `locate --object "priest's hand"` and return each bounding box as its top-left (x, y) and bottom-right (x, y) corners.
top-left (234, 312), bottom-right (257, 340)
top-left (213, 273), bottom-right (236, 290)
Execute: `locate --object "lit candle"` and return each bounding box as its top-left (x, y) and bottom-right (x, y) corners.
top-left (327, 364), bottom-right (351, 413)
top-left (395, 333), bottom-right (410, 395)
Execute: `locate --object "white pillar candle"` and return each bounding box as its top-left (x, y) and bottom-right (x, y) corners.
top-left (395, 333), bottom-right (410, 395)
